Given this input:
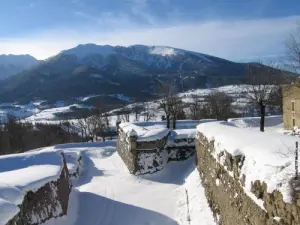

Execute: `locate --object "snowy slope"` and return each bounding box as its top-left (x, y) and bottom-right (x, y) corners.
top-left (56, 44), bottom-right (225, 72)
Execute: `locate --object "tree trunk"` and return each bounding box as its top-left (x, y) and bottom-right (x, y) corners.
top-left (259, 100), bottom-right (265, 132)
top-left (172, 117), bottom-right (176, 129)
top-left (166, 115), bottom-right (170, 128)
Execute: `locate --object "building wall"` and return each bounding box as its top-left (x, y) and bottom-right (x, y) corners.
top-left (196, 131), bottom-right (300, 225)
top-left (282, 84), bottom-right (300, 129)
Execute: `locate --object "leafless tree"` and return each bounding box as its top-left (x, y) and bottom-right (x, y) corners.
top-left (286, 25), bottom-right (300, 72)
top-left (158, 82), bottom-right (177, 128)
top-left (142, 102), bottom-right (155, 122)
top-left (77, 114), bottom-right (89, 141)
top-left (132, 103), bottom-right (143, 122)
top-left (189, 95), bottom-right (202, 120)
top-left (118, 106), bottom-right (131, 122)
top-left (243, 63), bottom-right (283, 132)
top-left (169, 95), bottom-right (183, 129)
top-left (205, 91), bottom-right (233, 121)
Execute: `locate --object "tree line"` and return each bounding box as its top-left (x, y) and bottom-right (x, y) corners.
top-left (0, 116), bottom-right (83, 156)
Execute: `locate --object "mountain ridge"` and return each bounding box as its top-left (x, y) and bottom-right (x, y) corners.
top-left (0, 44), bottom-right (293, 106)
top-left (0, 54), bottom-right (39, 80)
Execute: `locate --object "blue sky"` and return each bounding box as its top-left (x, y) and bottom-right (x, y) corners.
top-left (0, 0), bottom-right (299, 61)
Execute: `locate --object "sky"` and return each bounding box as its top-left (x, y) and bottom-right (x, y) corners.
top-left (0, 0), bottom-right (299, 61)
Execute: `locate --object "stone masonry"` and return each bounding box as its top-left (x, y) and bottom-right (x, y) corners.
top-left (196, 131), bottom-right (300, 225)
top-left (6, 153), bottom-right (72, 225)
top-left (117, 126), bottom-right (195, 175)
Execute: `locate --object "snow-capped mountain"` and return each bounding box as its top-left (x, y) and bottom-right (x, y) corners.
top-left (59, 44), bottom-right (218, 70)
top-left (0, 54), bottom-right (39, 80)
top-left (0, 44), bottom-right (291, 106)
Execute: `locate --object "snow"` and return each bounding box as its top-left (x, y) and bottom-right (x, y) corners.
top-left (0, 137), bottom-right (216, 225)
top-left (0, 198), bottom-right (19, 225)
top-left (0, 150), bottom-right (73, 225)
top-left (150, 46), bottom-right (177, 56)
top-left (109, 94), bottom-right (132, 103)
top-left (120, 120), bottom-right (216, 144)
top-left (183, 169), bottom-right (216, 225)
top-left (167, 129), bottom-right (196, 147)
top-left (228, 115), bottom-right (283, 132)
top-left (170, 129), bottom-right (196, 139)
top-left (120, 122), bottom-right (170, 142)
top-left (40, 141), bottom-right (215, 225)
top-left (25, 104), bottom-right (86, 122)
top-left (197, 121), bottom-right (298, 203)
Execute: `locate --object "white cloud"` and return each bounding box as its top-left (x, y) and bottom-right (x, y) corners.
top-left (0, 16), bottom-right (299, 60)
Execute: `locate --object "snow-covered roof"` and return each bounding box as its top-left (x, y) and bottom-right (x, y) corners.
top-left (197, 121), bottom-right (298, 204)
top-left (0, 150), bottom-right (77, 225)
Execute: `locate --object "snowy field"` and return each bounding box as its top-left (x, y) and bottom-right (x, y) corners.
top-left (0, 85), bottom-right (262, 124)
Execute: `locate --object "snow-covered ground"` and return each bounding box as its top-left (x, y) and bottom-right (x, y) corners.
top-left (45, 141), bottom-right (216, 225)
top-left (228, 115), bottom-right (284, 133)
top-left (0, 84), bottom-right (267, 124)
top-left (197, 120), bottom-right (298, 205)
top-left (0, 141), bottom-right (216, 225)
top-left (0, 149), bottom-right (79, 225)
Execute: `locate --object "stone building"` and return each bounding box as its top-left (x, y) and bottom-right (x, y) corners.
top-left (282, 80), bottom-right (300, 129)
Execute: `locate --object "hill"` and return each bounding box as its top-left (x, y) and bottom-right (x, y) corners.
top-left (0, 54), bottom-right (39, 80)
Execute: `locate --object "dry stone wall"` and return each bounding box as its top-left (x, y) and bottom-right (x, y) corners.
top-left (117, 126), bottom-right (195, 175)
top-left (196, 131), bottom-right (300, 225)
top-left (6, 154), bottom-right (72, 225)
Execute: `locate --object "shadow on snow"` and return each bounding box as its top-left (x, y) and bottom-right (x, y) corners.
top-left (74, 192), bottom-right (180, 225)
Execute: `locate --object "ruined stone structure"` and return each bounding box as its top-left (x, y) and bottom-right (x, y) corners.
top-left (117, 126), bottom-right (195, 175)
top-left (196, 131), bottom-right (300, 225)
top-left (282, 81), bottom-right (300, 129)
top-left (6, 154), bottom-right (74, 225)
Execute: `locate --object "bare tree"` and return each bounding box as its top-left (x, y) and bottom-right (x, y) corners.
top-left (118, 106), bottom-right (131, 122)
top-left (244, 63), bottom-right (283, 132)
top-left (205, 91), bottom-right (233, 121)
top-left (158, 82), bottom-right (177, 128)
top-left (132, 103), bottom-right (143, 122)
top-left (286, 25), bottom-right (300, 72)
top-left (77, 114), bottom-right (89, 141)
top-left (169, 95), bottom-right (183, 129)
top-left (189, 95), bottom-right (202, 120)
top-left (142, 102), bottom-right (155, 122)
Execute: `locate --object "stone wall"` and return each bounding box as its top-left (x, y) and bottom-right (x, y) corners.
top-left (117, 127), bottom-right (195, 175)
top-left (167, 146), bottom-right (195, 162)
top-left (196, 131), bottom-right (300, 225)
top-left (6, 154), bottom-right (72, 225)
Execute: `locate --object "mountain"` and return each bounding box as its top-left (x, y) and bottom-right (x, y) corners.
top-left (0, 54), bottom-right (39, 80)
top-left (0, 44), bottom-right (291, 106)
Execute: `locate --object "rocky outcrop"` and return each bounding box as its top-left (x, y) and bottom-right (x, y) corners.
top-left (6, 154), bottom-right (72, 225)
top-left (196, 131), bottom-right (300, 225)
